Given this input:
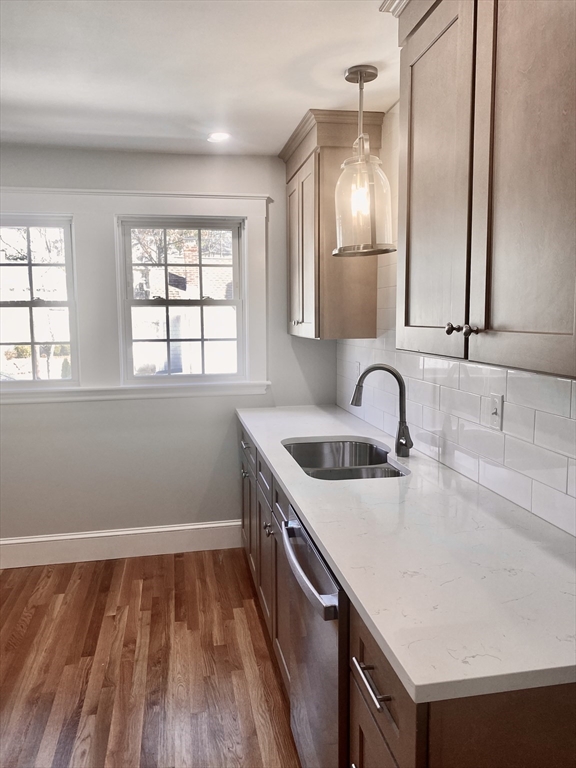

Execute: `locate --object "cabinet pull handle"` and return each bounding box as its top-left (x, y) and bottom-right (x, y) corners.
top-left (463, 324), bottom-right (480, 337)
top-left (445, 322), bottom-right (463, 335)
top-left (241, 470), bottom-right (249, 479)
top-left (240, 440), bottom-right (250, 450)
top-left (351, 764), bottom-right (357, 768)
top-left (352, 656), bottom-right (392, 712)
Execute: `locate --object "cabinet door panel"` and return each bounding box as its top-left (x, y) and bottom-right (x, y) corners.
top-left (271, 513), bottom-right (291, 693)
top-left (397, 0), bottom-right (475, 356)
top-left (248, 470), bottom-right (258, 582)
top-left (287, 174), bottom-right (301, 330)
top-left (469, 0), bottom-right (576, 375)
top-left (257, 484), bottom-right (273, 634)
top-left (350, 676), bottom-right (397, 768)
top-left (240, 455), bottom-right (251, 553)
top-left (299, 153), bottom-right (317, 337)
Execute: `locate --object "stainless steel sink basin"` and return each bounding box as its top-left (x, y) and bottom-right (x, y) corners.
top-left (305, 465), bottom-right (405, 480)
top-left (284, 439), bottom-right (389, 469)
top-left (283, 438), bottom-right (409, 480)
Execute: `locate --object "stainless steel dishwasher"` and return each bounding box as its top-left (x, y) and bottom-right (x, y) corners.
top-left (282, 506), bottom-right (349, 768)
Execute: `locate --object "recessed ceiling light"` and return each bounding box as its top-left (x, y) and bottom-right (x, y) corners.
top-left (207, 132), bottom-right (230, 143)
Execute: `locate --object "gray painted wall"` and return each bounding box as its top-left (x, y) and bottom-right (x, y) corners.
top-left (0, 145), bottom-right (337, 538)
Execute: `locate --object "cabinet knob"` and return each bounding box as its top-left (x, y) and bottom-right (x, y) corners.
top-left (445, 322), bottom-right (463, 335)
top-left (241, 470), bottom-right (249, 479)
top-left (463, 324), bottom-right (480, 338)
top-left (263, 521), bottom-right (273, 537)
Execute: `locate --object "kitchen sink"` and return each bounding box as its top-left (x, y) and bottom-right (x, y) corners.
top-left (306, 465), bottom-right (405, 480)
top-left (283, 438), bottom-right (409, 480)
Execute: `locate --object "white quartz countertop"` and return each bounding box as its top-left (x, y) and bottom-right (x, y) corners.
top-left (236, 405), bottom-right (576, 703)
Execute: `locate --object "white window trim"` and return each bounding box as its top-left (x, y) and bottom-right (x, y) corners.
top-left (0, 213), bottom-right (80, 391)
top-left (117, 215), bottom-right (246, 386)
top-left (0, 189), bottom-right (270, 404)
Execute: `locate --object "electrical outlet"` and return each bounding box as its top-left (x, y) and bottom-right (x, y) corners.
top-left (489, 394), bottom-right (504, 430)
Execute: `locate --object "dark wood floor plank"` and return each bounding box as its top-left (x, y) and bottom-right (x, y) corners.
top-left (0, 549), bottom-right (300, 768)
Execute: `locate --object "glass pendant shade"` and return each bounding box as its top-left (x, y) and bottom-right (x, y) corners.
top-left (333, 63), bottom-right (397, 257)
top-left (333, 134), bottom-right (395, 256)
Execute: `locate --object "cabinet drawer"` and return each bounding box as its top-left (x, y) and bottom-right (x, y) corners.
top-left (256, 451), bottom-right (273, 506)
top-left (272, 478), bottom-right (289, 523)
top-left (350, 675), bottom-right (398, 768)
top-left (350, 605), bottom-right (427, 768)
top-left (239, 427), bottom-right (256, 470)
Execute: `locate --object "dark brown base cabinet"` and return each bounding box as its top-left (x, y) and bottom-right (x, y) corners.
top-left (239, 427), bottom-right (576, 768)
top-left (239, 430), bottom-right (292, 697)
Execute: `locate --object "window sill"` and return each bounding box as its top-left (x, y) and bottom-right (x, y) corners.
top-left (0, 380), bottom-right (271, 405)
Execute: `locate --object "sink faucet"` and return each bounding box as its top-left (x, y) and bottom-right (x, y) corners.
top-left (350, 364), bottom-right (414, 457)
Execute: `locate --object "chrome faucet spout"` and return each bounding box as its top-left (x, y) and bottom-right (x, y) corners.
top-left (349, 364), bottom-right (413, 457)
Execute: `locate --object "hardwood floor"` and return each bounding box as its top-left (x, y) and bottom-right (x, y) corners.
top-left (0, 549), bottom-right (301, 768)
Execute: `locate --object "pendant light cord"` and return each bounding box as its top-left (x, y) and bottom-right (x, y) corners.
top-left (358, 72), bottom-right (364, 140)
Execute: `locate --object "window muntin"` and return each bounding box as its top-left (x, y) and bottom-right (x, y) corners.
top-left (121, 220), bottom-right (243, 380)
top-left (0, 221), bottom-right (76, 383)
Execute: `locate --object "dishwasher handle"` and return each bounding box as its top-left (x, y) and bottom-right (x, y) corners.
top-left (282, 520), bottom-right (338, 621)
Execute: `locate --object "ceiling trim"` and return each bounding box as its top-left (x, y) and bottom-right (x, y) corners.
top-left (0, 186), bottom-right (273, 203)
top-left (379, 0), bottom-right (412, 17)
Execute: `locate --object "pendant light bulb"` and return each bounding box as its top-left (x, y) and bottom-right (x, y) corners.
top-left (333, 65), bottom-right (396, 257)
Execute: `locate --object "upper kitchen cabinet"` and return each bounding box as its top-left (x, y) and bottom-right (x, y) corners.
top-left (280, 110), bottom-right (384, 339)
top-left (469, 0), bottom-right (576, 375)
top-left (396, 0), bottom-right (475, 359)
top-left (393, 0), bottom-right (576, 376)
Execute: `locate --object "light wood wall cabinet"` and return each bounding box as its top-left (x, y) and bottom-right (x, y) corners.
top-left (394, 0), bottom-right (576, 376)
top-left (280, 110), bottom-right (385, 340)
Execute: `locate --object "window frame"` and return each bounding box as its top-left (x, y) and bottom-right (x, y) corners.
top-left (0, 214), bottom-right (79, 389)
top-left (118, 215), bottom-right (247, 386)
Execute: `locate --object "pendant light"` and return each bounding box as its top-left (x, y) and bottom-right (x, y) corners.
top-left (333, 64), bottom-right (396, 256)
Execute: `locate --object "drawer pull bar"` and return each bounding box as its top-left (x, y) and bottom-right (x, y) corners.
top-left (241, 440), bottom-right (251, 450)
top-left (352, 656), bottom-right (392, 712)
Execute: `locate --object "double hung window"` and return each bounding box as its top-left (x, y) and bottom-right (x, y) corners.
top-left (0, 218), bottom-right (76, 384)
top-left (120, 218), bottom-right (243, 381)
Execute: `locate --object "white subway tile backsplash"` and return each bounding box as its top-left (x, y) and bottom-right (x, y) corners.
top-left (373, 388), bottom-right (399, 417)
top-left (572, 381), bottom-right (576, 419)
top-left (408, 378), bottom-right (440, 409)
top-left (460, 363), bottom-right (506, 397)
top-left (395, 351), bottom-right (424, 380)
top-left (406, 400), bottom-right (423, 428)
top-left (458, 419), bottom-right (505, 463)
top-left (504, 436), bottom-right (568, 492)
top-left (440, 387), bottom-right (481, 422)
top-left (531, 482), bottom-right (576, 537)
top-left (364, 404), bottom-right (384, 431)
top-left (535, 411), bottom-right (576, 459)
top-left (378, 263), bottom-right (396, 288)
top-left (568, 459), bottom-right (576, 498)
top-left (479, 459), bottom-right (532, 510)
top-left (423, 357), bottom-right (459, 389)
top-left (378, 286), bottom-right (396, 309)
top-left (411, 427), bottom-right (440, 461)
top-left (502, 402), bottom-right (535, 442)
top-left (439, 438), bottom-right (479, 481)
top-left (337, 357), bottom-right (359, 381)
top-left (383, 411), bottom-right (399, 438)
top-left (507, 370), bottom-right (572, 417)
top-left (422, 407), bottom-right (459, 442)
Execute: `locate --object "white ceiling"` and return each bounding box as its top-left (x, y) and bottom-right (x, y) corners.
top-left (0, 0), bottom-right (400, 155)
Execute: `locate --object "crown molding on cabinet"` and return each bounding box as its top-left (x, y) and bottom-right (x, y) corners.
top-left (379, 0), bottom-right (412, 17)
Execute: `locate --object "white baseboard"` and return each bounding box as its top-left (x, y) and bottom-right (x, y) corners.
top-left (0, 519), bottom-right (242, 569)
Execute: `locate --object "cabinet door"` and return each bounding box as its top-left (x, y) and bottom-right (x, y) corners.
top-left (469, 0), bottom-right (576, 376)
top-left (271, 512), bottom-right (291, 693)
top-left (288, 152), bottom-right (318, 338)
top-left (350, 676), bottom-right (397, 768)
top-left (240, 455), bottom-right (251, 553)
top-left (248, 468), bottom-right (258, 582)
top-left (257, 483), bottom-right (274, 634)
top-left (396, 0), bottom-right (475, 357)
